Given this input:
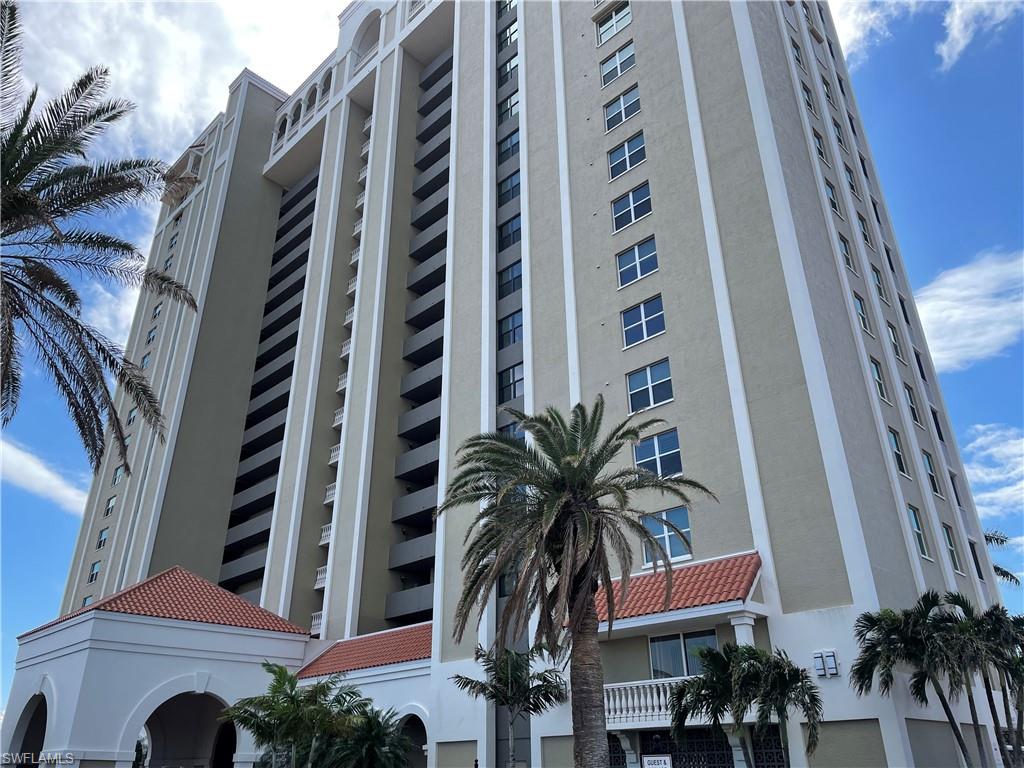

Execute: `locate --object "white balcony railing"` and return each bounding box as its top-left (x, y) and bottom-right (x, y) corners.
top-left (329, 443), bottom-right (341, 465)
top-left (344, 307), bottom-right (355, 327)
top-left (350, 246), bottom-right (361, 265)
top-left (314, 565), bottom-right (328, 589)
top-left (311, 610), bottom-right (323, 635)
top-left (347, 276), bottom-right (358, 295)
top-left (357, 165), bottom-right (368, 184)
top-left (320, 522), bottom-right (332, 546)
top-left (340, 339), bottom-right (352, 359)
top-left (336, 374), bottom-right (346, 394)
top-left (353, 218), bottom-right (363, 238)
top-left (324, 482), bottom-right (337, 505)
top-left (355, 190), bottom-right (366, 209)
top-left (360, 139), bottom-right (370, 157)
top-left (363, 114), bottom-right (373, 134)
top-left (604, 677), bottom-right (685, 728)
top-left (333, 407), bottom-right (345, 428)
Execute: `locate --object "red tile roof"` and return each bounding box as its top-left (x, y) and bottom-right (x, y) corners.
top-left (22, 566), bottom-right (307, 638)
top-left (298, 622), bottom-right (432, 678)
top-left (596, 552), bottom-right (761, 622)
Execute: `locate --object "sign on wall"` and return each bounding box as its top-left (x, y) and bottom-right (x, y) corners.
top-left (641, 756), bottom-right (673, 768)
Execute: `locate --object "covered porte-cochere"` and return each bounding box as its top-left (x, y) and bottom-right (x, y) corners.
top-left (1, 567), bottom-right (309, 767)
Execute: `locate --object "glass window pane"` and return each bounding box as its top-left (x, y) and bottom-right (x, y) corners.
top-left (683, 631), bottom-right (717, 676)
top-left (650, 635), bottom-right (686, 679)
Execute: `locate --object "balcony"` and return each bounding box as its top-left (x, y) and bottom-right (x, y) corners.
top-left (355, 190), bottom-right (366, 210)
top-left (384, 582), bottom-right (433, 622)
top-left (350, 246), bottom-right (361, 265)
top-left (363, 114), bottom-right (373, 133)
top-left (347, 276), bottom-right (358, 296)
top-left (395, 439), bottom-right (440, 482)
top-left (604, 677), bottom-right (685, 729)
top-left (320, 522), bottom-right (332, 546)
top-left (311, 610), bottom-right (323, 635)
top-left (393, 484), bottom-right (438, 526)
top-left (353, 218), bottom-right (363, 238)
top-left (324, 482), bottom-right (336, 505)
top-left (340, 339), bottom-right (352, 359)
top-left (344, 307), bottom-right (355, 327)
top-left (333, 409), bottom-right (347, 431)
top-left (357, 165), bottom-right (368, 185)
top-left (314, 565), bottom-right (328, 590)
top-left (389, 532), bottom-right (436, 571)
top-left (360, 139), bottom-right (370, 157)
top-left (329, 443), bottom-right (341, 465)
top-left (336, 375), bottom-right (346, 395)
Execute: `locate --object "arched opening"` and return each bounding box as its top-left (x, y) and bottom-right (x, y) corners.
top-left (305, 85), bottom-right (317, 112)
top-left (10, 694), bottom-right (47, 764)
top-left (321, 70), bottom-right (333, 99)
top-left (353, 11), bottom-right (382, 64)
top-left (290, 101), bottom-right (302, 126)
top-left (400, 714), bottom-right (427, 768)
top-left (276, 116), bottom-right (288, 142)
top-left (144, 692), bottom-right (229, 768)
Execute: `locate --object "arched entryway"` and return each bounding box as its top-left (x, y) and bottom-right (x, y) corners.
top-left (144, 692), bottom-right (232, 768)
top-left (400, 714), bottom-right (427, 768)
top-left (8, 694), bottom-right (46, 765)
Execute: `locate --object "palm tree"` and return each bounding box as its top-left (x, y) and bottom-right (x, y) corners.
top-left (451, 644), bottom-right (568, 767)
top-left (437, 395), bottom-right (714, 768)
top-left (985, 530), bottom-right (1021, 587)
top-left (732, 646), bottom-right (823, 768)
top-left (326, 707), bottom-right (411, 768)
top-left (670, 643), bottom-right (755, 768)
top-left (851, 591), bottom-right (974, 767)
top-left (0, 0), bottom-right (195, 472)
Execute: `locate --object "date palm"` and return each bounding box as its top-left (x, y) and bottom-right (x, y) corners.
top-left (0, 0), bottom-right (195, 472)
top-left (451, 644), bottom-right (567, 768)
top-left (985, 530), bottom-right (1021, 587)
top-left (438, 395), bottom-right (714, 768)
top-left (325, 707), bottom-right (411, 768)
top-left (851, 591), bottom-right (974, 767)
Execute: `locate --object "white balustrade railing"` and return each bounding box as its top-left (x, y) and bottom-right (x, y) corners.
top-left (350, 246), bottom-right (361, 264)
top-left (311, 610), bottom-right (323, 634)
top-left (320, 523), bottom-right (332, 545)
top-left (604, 677), bottom-right (686, 726)
top-left (340, 339), bottom-right (352, 358)
top-left (324, 482), bottom-right (337, 504)
top-left (314, 565), bottom-right (328, 589)
top-left (329, 444), bottom-right (341, 464)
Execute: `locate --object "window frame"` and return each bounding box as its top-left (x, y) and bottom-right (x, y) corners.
top-left (853, 292), bottom-right (871, 334)
top-left (497, 18), bottom-right (519, 52)
top-left (497, 363), bottom-right (525, 404)
top-left (888, 428), bottom-right (909, 476)
top-left (907, 505), bottom-right (930, 559)
top-left (497, 90), bottom-right (520, 124)
top-left (869, 358), bottom-right (888, 401)
top-left (611, 181), bottom-right (652, 232)
top-left (887, 323), bottom-right (905, 362)
top-left (497, 310), bottom-right (524, 349)
top-left (616, 236), bottom-right (658, 288)
top-left (903, 383), bottom-right (922, 426)
top-left (633, 428), bottom-right (682, 478)
top-left (600, 40), bottom-right (636, 87)
top-left (604, 84), bottom-right (641, 132)
top-left (825, 180), bottom-right (841, 215)
top-left (640, 506), bottom-right (692, 567)
top-left (922, 451), bottom-right (943, 497)
top-left (497, 129), bottom-right (520, 164)
top-left (497, 170), bottom-right (521, 206)
top-left (497, 215), bottom-right (522, 250)
top-left (621, 294), bottom-right (665, 347)
top-left (942, 524), bottom-right (965, 574)
top-left (626, 358), bottom-right (673, 413)
top-left (596, 1), bottom-right (632, 46)
top-left (497, 260), bottom-right (522, 298)
top-left (96, 527), bottom-right (109, 550)
top-left (87, 561), bottom-right (101, 584)
top-left (607, 131), bottom-right (646, 181)
top-left (103, 495), bottom-right (116, 517)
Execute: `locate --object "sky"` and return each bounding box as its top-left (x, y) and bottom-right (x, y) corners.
top-left (1, 0), bottom-right (1023, 709)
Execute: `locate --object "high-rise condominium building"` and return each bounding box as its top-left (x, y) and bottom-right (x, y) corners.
top-left (4, 2), bottom-right (1002, 767)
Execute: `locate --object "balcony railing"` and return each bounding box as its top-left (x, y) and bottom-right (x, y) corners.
top-left (311, 610), bottom-right (323, 635)
top-left (360, 139), bottom-right (370, 157)
top-left (324, 482), bottom-right (337, 505)
top-left (344, 307), bottom-right (355, 327)
top-left (355, 190), bottom-right (366, 209)
top-left (350, 246), bottom-right (361, 265)
top-left (353, 218), bottom-right (363, 238)
top-left (340, 339), bottom-right (352, 359)
top-left (320, 522), bottom-right (332, 546)
top-left (336, 376), bottom-right (347, 396)
top-left (357, 165), bottom-right (368, 184)
top-left (363, 114), bottom-right (373, 133)
top-left (329, 443), bottom-right (341, 465)
top-left (314, 565), bottom-right (328, 589)
top-left (604, 677), bottom-right (686, 728)
top-left (347, 276), bottom-right (358, 295)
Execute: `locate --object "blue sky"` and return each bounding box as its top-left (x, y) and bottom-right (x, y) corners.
top-left (1, 1), bottom-right (1022, 709)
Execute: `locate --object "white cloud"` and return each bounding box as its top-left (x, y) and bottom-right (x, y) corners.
top-left (83, 281), bottom-right (140, 348)
top-left (0, 438), bottom-right (88, 515)
top-left (914, 249), bottom-right (1024, 373)
top-left (830, 1), bottom-right (920, 67)
top-left (963, 424), bottom-right (1024, 520)
top-left (937, 0), bottom-right (1024, 70)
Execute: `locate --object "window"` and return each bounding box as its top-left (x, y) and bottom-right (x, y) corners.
top-left (915, 349), bottom-right (927, 382)
top-left (869, 358), bottom-right (887, 400)
top-left (103, 495), bottom-right (116, 517)
top-left (82, 595), bottom-right (93, 607)
top-left (173, 212), bottom-right (183, 228)
top-left (899, 295), bottom-right (911, 325)
top-left (853, 293), bottom-right (870, 333)
top-left (930, 408), bottom-right (945, 442)
top-left (813, 131), bottom-right (827, 162)
top-left (498, 215), bottom-right (521, 250)
top-left (949, 473), bottom-right (963, 507)
top-left (163, 256), bottom-right (173, 272)
top-left (152, 302), bottom-right (163, 320)
top-left (872, 199), bottom-right (883, 226)
top-left (923, 451), bottom-right (942, 496)
top-left (608, 132), bottom-right (646, 179)
top-left (650, 631), bottom-right (717, 679)
top-left (885, 246), bottom-right (896, 274)
top-left (634, 428), bottom-right (682, 476)
top-left (907, 505), bottom-right (930, 558)
top-left (641, 506), bottom-right (691, 565)
top-left (627, 359), bottom-right (672, 412)
top-left (497, 91), bottom-right (519, 123)
top-left (597, 1), bottom-right (631, 45)
top-left (497, 54), bottom-right (518, 87)
top-left (903, 384), bottom-right (922, 425)
top-left (791, 39), bottom-right (804, 69)
top-left (821, 76), bottom-right (835, 105)
top-left (126, 407), bottom-right (137, 426)
top-left (96, 528), bottom-right (109, 550)
top-left (853, 215), bottom-right (872, 249)
top-left (888, 428), bottom-right (908, 475)
top-left (604, 84), bottom-right (640, 131)
top-left (498, 261), bottom-right (522, 298)
top-left (497, 310), bottom-right (523, 349)
top-left (497, 363), bottom-right (524, 403)
top-left (836, 75), bottom-right (846, 98)
top-left (145, 326), bottom-right (157, 345)
top-left (111, 464), bottom-right (124, 486)
top-left (859, 153), bottom-right (869, 178)
top-left (497, 0), bottom-right (516, 19)
top-left (847, 111), bottom-right (858, 137)
top-left (601, 40), bottom-right (636, 86)
top-left (497, 19), bottom-right (518, 52)
top-left (497, 171), bottom-right (520, 206)
top-left (612, 182), bottom-right (651, 231)
top-left (838, 234), bottom-right (854, 271)
top-left (969, 541), bottom-right (985, 580)
top-left (832, 118), bottom-right (846, 150)
top-left (168, 233), bottom-right (178, 250)
top-left (141, 352), bottom-right (152, 370)
top-left (616, 236), bottom-right (658, 287)
top-left (498, 422), bottom-right (525, 442)
top-left (844, 165), bottom-right (858, 197)
top-left (87, 561), bottom-right (101, 584)
top-left (621, 294), bottom-right (665, 346)
top-left (801, 83), bottom-right (815, 113)
top-left (824, 181), bottom-right (841, 215)
top-left (871, 267), bottom-right (888, 303)
top-left (943, 524), bottom-right (964, 573)
top-left (497, 129), bottom-right (520, 164)
top-left (887, 323), bottom-right (904, 361)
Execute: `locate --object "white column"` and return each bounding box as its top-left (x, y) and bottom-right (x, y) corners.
top-left (730, 612), bottom-right (757, 646)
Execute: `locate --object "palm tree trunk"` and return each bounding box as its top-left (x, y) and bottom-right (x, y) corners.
top-left (1014, 684), bottom-right (1023, 768)
top-left (508, 710), bottom-right (517, 768)
top-left (933, 678), bottom-right (975, 768)
top-left (982, 669), bottom-right (1012, 768)
top-left (733, 726), bottom-right (755, 768)
top-left (306, 734), bottom-right (318, 768)
top-left (965, 670), bottom-right (991, 768)
top-left (777, 713), bottom-right (792, 768)
top-left (568, 593), bottom-right (610, 768)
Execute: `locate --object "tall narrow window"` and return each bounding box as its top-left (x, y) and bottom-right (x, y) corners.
top-left (152, 302), bottom-right (163, 320)
top-left (145, 326), bottom-right (157, 345)
top-left (601, 40), bottom-right (636, 86)
top-left (888, 429), bottom-right (908, 475)
top-left (634, 429), bottom-right (682, 476)
top-left (903, 384), bottom-right (922, 425)
top-left (922, 451), bottom-right (942, 496)
top-left (871, 267), bottom-right (888, 303)
top-left (616, 236), bottom-right (658, 287)
top-left (791, 39), bottom-right (804, 69)
top-left (141, 352), bottom-right (152, 370)
top-left (802, 83), bottom-right (815, 113)
top-left (915, 349), bottom-right (928, 382)
top-left (497, 310), bottom-right (523, 349)
top-left (942, 524), bottom-right (964, 573)
top-left (949, 473), bottom-right (963, 508)
top-left (907, 505), bottom-right (929, 558)
top-left (969, 541), bottom-right (985, 580)
top-left (103, 495), bottom-right (116, 517)
top-left (87, 561), bottom-right (101, 584)
top-left (611, 182), bottom-right (652, 231)
top-left (832, 118), bottom-right (846, 150)
top-left (845, 165), bottom-right (858, 197)
top-left (813, 131), bottom-right (827, 162)
top-left (838, 235), bottom-right (854, 271)
top-left (858, 214), bottom-right (872, 247)
top-left (825, 181), bottom-right (841, 214)
top-left (111, 465), bottom-right (124, 486)
top-left (821, 76), bottom-right (834, 104)
top-left (96, 528), bottom-right (109, 550)
top-left (899, 295), bottom-right (911, 325)
top-left (887, 323), bottom-right (905, 361)
top-left (621, 295), bottom-right (665, 346)
top-left (853, 293), bottom-right (870, 333)
top-left (126, 407), bottom-right (137, 426)
top-left (626, 359), bottom-right (673, 412)
top-left (869, 358), bottom-right (887, 400)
